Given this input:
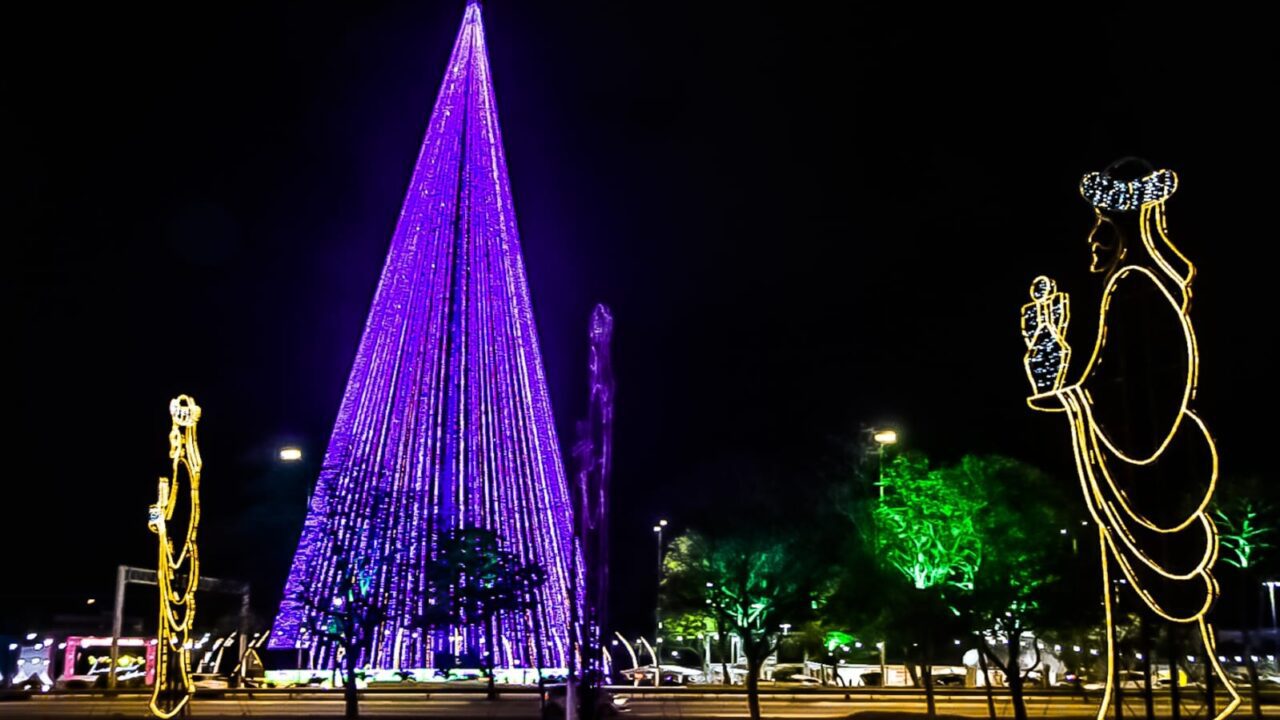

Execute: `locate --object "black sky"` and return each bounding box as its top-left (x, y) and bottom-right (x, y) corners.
top-left (4, 3), bottom-right (1275, 639)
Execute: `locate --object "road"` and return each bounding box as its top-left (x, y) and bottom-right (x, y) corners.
top-left (0, 690), bottom-right (1272, 718)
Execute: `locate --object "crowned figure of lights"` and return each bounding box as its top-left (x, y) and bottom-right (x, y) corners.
top-left (269, 0), bottom-right (575, 671)
top-left (148, 395), bottom-right (203, 719)
top-left (1025, 159), bottom-right (1238, 719)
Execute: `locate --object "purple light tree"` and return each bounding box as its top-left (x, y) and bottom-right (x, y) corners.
top-left (269, 0), bottom-right (575, 671)
top-left (570, 304), bottom-right (615, 685)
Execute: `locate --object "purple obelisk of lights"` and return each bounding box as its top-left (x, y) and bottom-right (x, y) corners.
top-left (269, 0), bottom-right (575, 670)
top-left (570, 304), bottom-right (615, 685)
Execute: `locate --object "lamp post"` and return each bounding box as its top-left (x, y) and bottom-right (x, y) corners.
top-left (653, 520), bottom-right (667, 687)
top-left (279, 446), bottom-right (306, 510)
top-left (867, 428), bottom-right (896, 686)
top-left (1266, 581), bottom-right (1279, 649)
top-left (870, 429), bottom-right (897, 500)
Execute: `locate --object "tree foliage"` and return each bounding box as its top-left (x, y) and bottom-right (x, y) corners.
top-left (416, 527), bottom-right (545, 696)
top-left (662, 530), bottom-right (826, 720)
top-left (874, 453), bottom-right (984, 591)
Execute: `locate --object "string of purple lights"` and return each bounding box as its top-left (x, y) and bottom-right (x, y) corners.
top-left (269, 0), bottom-right (575, 670)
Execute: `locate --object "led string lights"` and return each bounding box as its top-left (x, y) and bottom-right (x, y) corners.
top-left (270, 0), bottom-right (575, 671)
top-left (1080, 168), bottom-right (1178, 213)
top-left (1025, 166), bottom-right (1239, 720)
top-left (147, 396), bottom-right (203, 719)
top-left (1021, 275), bottom-right (1071, 395)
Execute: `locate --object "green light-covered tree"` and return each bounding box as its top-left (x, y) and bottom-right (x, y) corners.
top-left (872, 452), bottom-right (985, 718)
top-left (661, 610), bottom-right (718, 679)
top-left (961, 454), bottom-right (1077, 720)
top-left (1215, 480), bottom-right (1275, 720)
top-left (661, 530), bottom-right (826, 720)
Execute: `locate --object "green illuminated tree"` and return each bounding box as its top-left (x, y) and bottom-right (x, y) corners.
top-left (874, 453), bottom-right (983, 592)
top-left (661, 530), bottom-right (825, 720)
top-left (661, 610), bottom-right (719, 676)
top-left (962, 455), bottom-right (1076, 720)
top-left (872, 452), bottom-right (984, 718)
top-left (1214, 481), bottom-right (1275, 720)
top-left (1217, 497), bottom-right (1273, 573)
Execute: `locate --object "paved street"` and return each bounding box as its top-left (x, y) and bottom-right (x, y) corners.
top-left (0, 690), bottom-right (1273, 718)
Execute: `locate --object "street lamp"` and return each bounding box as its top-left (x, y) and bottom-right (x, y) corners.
top-left (279, 446), bottom-right (308, 510)
top-left (654, 520), bottom-right (668, 687)
top-left (869, 428), bottom-right (898, 500)
top-left (1265, 581), bottom-right (1279, 643)
top-left (872, 429), bottom-right (898, 446)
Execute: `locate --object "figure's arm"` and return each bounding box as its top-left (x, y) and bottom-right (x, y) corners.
top-left (1026, 390), bottom-right (1068, 412)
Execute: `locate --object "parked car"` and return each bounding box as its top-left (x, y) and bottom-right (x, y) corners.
top-left (933, 672), bottom-right (965, 687)
top-left (1083, 671), bottom-right (1160, 691)
top-left (53, 675), bottom-right (99, 691)
top-left (191, 673), bottom-right (230, 690)
top-left (543, 685), bottom-right (628, 718)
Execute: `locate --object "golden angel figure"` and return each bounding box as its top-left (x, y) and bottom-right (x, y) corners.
top-left (148, 395), bottom-right (203, 719)
top-left (1026, 159), bottom-right (1238, 720)
top-left (1021, 275), bottom-right (1071, 395)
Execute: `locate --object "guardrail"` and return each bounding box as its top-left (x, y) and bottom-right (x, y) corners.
top-left (13, 684), bottom-right (1277, 703)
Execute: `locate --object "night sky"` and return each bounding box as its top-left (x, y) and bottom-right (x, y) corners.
top-left (5, 3), bottom-right (1275, 641)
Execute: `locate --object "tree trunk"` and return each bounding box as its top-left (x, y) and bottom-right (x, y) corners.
top-left (922, 636), bottom-right (937, 719)
top-left (1006, 632), bottom-right (1027, 720)
top-left (745, 653), bottom-right (763, 720)
top-left (486, 614), bottom-right (499, 701)
top-left (1204, 650), bottom-right (1216, 720)
top-left (1242, 578), bottom-right (1263, 720)
top-left (532, 597), bottom-right (546, 719)
top-left (718, 632), bottom-right (732, 686)
top-left (922, 662), bottom-right (937, 718)
top-left (905, 658), bottom-right (919, 686)
top-left (1244, 626), bottom-right (1262, 720)
top-left (977, 640), bottom-right (997, 720)
top-left (1140, 618), bottom-right (1155, 720)
top-left (343, 646), bottom-right (359, 719)
top-left (1167, 628), bottom-right (1181, 720)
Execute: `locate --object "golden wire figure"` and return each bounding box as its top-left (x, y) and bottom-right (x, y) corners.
top-left (148, 395), bottom-right (203, 719)
top-left (1026, 160), bottom-right (1238, 720)
top-left (1021, 275), bottom-right (1071, 395)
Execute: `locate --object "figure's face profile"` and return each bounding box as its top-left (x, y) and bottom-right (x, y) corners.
top-left (1087, 211), bottom-right (1123, 274)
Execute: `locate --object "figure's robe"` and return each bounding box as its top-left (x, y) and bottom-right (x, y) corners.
top-left (1065, 265), bottom-right (1216, 622)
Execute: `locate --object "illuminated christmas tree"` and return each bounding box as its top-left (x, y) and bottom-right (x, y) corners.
top-left (269, 0), bottom-right (574, 670)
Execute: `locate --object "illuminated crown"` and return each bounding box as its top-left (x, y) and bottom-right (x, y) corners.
top-left (1080, 160), bottom-right (1177, 212)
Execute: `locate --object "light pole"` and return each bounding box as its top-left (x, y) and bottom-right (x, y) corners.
top-left (653, 520), bottom-right (667, 687)
top-left (1266, 581), bottom-right (1279, 649)
top-left (867, 428), bottom-right (896, 686)
top-left (279, 446), bottom-right (305, 509)
top-left (870, 429), bottom-right (897, 500)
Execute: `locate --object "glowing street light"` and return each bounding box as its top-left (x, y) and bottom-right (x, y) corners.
top-left (868, 428), bottom-right (899, 500)
top-left (653, 519), bottom-right (669, 688)
top-left (872, 429), bottom-right (898, 446)
top-left (279, 447), bottom-right (303, 462)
